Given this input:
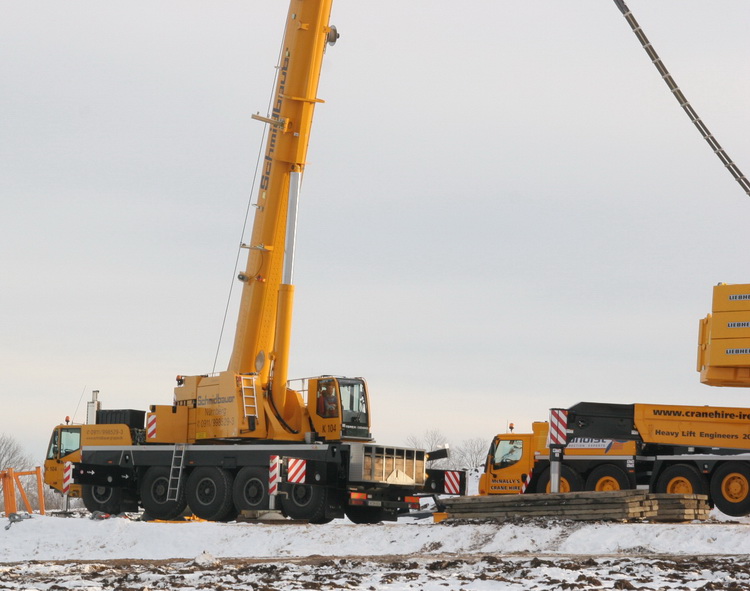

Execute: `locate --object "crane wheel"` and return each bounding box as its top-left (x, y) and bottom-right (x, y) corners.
top-left (280, 484), bottom-right (331, 523)
top-left (711, 462), bottom-right (750, 517)
top-left (535, 465), bottom-right (583, 494)
top-left (655, 464), bottom-right (707, 496)
top-left (140, 466), bottom-right (187, 520)
top-left (585, 465), bottom-right (631, 492)
top-left (233, 467), bottom-right (269, 512)
top-left (186, 467), bottom-right (235, 521)
top-left (82, 485), bottom-right (122, 514)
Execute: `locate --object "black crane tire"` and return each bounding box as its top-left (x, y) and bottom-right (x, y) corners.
top-left (140, 466), bottom-right (187, 521)
top-left (280, 484), bottom-right (329, 523)
top-left (82, 485), bottom-right (123, 515)
top-left (186, 467), bottom-right (235, 522)
top-left (233, 467), bottom-right (269, 512)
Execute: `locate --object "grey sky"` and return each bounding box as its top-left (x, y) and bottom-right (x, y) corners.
top-left (2, 1), bottom-right (749, 460)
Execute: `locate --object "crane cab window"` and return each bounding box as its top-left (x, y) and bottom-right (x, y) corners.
top-left (316, 380), bottom-right (339, 418)
top-left (340, 380), bottom-right (367, 422)
top-left (46, 427), bottom-right (82, 460)
top-left (339, 378), bottom-right (371, 440)
top-left (492, 439), bottom-right (524, 469)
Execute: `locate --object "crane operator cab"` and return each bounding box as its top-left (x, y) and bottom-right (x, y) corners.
top-left (308, 376), bottom-right (372, 442)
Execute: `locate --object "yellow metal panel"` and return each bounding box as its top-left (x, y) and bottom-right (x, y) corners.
top-left (478, 472), bottom-right (489, 495)
top-left (704, 311), bottom-right (750, 340)
top-left (704, 337), bottom-right (750, 367)
top-left (712, 283), bottom-right (750, 313)
top-left (194, 373), bottom-right (247, 440)
top-left (700, 365), bottom-right (750, 387)
top-left (634, 403), bottom-right (750, 449)
top-left (148, 405), bottom-right (190, 443)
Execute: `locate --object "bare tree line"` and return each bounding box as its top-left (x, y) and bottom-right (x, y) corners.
top-left (406, 429), bottom-right (489, 471)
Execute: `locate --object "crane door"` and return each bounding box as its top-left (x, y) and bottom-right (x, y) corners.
top-left (43, 425), bottom-right (83, 496)
top-left (479, 434), bottom-right (534, 495)
top-left (308, 377), bottom-right (373, 442)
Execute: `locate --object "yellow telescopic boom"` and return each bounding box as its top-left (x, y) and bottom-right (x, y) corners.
top-left (229, 0), bottom-right (338, 415)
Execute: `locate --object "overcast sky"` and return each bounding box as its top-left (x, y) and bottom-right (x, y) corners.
top-left (2, 1), bottom-right (750, 460)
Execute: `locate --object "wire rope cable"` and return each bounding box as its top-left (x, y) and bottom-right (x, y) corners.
top-left (211, 38), bottom-right (287, 374)
top-left (613, 0), bottom-right (750, 197)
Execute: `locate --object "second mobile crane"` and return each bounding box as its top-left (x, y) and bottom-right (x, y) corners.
top-left (43, 0), bottom-right (464, 523)
top-left (480, 284), bottom-right (750, 516)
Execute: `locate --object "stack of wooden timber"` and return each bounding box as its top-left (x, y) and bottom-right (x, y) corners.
top-left (648, 493), bottom-right (711, 522)
top-left (436, 490), bottom-right (710, 523)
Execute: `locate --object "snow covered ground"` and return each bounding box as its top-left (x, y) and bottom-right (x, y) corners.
top-left (2, 510), bottom-right (750, 589)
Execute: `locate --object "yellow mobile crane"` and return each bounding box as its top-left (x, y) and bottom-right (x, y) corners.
top-left (44, 0), bottom-right (464, 524)
top-left (480, 284), bottom-right (750, 516)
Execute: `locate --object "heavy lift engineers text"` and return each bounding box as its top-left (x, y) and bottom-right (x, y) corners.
top-left (654, 429), bottom-right (741, 441)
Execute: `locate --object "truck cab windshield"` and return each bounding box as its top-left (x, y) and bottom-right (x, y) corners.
top-left (46, 427), bottom-right (82, 459)
top-left (492, 439), bottom-right (524, 469)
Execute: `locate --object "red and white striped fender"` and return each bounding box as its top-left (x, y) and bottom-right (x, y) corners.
top-left (62, 461), bottom-right (73, 494)
top-left (269, 455), bottom-right (280, 495)
top-left (287, 458), bottom-right (307, 484)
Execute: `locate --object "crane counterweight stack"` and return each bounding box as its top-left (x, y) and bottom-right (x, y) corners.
top-left (698, 283), bottom-right (750, 387)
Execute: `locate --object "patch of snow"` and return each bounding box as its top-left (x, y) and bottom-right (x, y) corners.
top-left (1, 509), bottom-right (749, 563)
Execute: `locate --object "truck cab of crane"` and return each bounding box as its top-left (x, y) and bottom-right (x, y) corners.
top-left (308, 376), bottom-right (372, 441)
top-left (44, 423), bottom-right (83, 498)
top-left (479, 432), bottom-right (535, 495)
top-left (44, 420), bottom-right (134, 500)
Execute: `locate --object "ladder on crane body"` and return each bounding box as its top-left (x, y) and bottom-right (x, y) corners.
top-left (613, 0), bottom-right (750, 197)
top-left (240, 375), bottom-right (259, 431)
top-left (166, 443), bottom-right (186, 502)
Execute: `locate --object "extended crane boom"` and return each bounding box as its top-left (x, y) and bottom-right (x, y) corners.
top-left (229, 0), bottom-right (338, 419)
